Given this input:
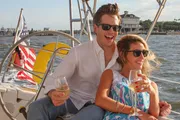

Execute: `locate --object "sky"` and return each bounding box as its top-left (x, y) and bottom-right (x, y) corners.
top-left (0, 0), bottom-right (180, 30)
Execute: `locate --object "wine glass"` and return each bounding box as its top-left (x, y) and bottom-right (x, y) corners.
top-left (128, 70), bottom-right (142, 116)
top-left (55, 76), bottom-right (74, 120)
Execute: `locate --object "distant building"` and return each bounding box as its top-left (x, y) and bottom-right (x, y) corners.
top-left (84, 11), bottom-right (140, 34)
top-left (44, 27), bottom-right (50, 31)
top-left (0, 27), bottom-right (15, 36)
top-left (7, 28), bottom-right (15, 31)
top-left (120, 11), bottom-right (140, 33)
top-left (6, 28), bottom-right (15, 36)
top-left (0, 27), bottom-right (6, 35)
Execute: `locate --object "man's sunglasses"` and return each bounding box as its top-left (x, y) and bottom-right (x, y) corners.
top-left (96, 23), bottom-right (121, 32)
top-left (127, 50), bottom-right (149, 57)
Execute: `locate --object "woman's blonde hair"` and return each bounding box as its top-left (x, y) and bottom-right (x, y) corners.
top-left (117, 34), bottom-right (160, 77)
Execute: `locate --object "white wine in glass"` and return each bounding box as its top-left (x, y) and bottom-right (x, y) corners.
top-left (55, 77), bottom-right (70, 96)
top-left (129, 70), bottom-right (142, 116)
top-left (55, 76), bottom-right (73, 120)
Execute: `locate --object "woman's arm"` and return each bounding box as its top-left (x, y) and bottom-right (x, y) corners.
top-left (95, 69), bottom-right (134, 114)
top-left (95, 70), bottom-right (159, 119)
top-left (136, 75), bottom-right (160, 118)
top-left (95, 69), bottom-right (116, 112)
top-left (148, 81), bottom-right (160, 117)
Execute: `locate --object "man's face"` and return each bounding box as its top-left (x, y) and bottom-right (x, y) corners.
top-left (94, 14), bottom-right (120, 48)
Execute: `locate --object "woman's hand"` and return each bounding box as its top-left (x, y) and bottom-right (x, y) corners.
top-left (134, 74), bottom-right (155, 94)
top-left (136, 74), bottom-right (160, 117)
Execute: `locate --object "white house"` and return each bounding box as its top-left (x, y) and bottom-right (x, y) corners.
top-left (120, 11), bottom-right (140, 33)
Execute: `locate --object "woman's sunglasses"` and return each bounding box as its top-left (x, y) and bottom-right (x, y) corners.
top-left (127, 50), bottom-right (149, 57)
top-left (96, 23), bottom-right (121, 32)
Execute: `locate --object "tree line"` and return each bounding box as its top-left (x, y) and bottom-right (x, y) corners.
top-left (140, 20), bottom-right (180, 32)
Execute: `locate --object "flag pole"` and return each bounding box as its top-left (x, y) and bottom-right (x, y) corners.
top-left (7, 8), bottom-right (23, 72)
top-left (13, 8), bottom-right (23, 44)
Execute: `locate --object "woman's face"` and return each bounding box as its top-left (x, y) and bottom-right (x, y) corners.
top-left (125, 42), bottom-right (147, 70)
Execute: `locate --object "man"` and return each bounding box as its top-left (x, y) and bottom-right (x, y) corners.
top-left (27, 3), bottom-right (171, 120)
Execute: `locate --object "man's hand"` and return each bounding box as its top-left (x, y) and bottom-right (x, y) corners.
top-left (48, 89), bottom-right (69, 106)
top-left (159, 101), bottom-right (172, 116)
top-left (138, 110), bottom-right (158, 120)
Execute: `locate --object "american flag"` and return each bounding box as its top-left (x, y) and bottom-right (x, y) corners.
top-left (15, 15), bottom-right (36, 84)
top-left (20, 16), bottom-right (30, 45)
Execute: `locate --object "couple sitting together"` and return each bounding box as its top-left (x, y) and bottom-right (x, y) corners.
top-left (27, 3), bottom-right (171, 120)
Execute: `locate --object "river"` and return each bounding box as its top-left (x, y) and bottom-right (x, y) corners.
top-left (0, 34), bottom-right (180, 119)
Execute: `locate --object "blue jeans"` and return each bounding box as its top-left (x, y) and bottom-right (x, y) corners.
top-left (27, 97), bottom-right (104, 120)
top-left (27, 97), bottom-right (78, 120)
top-left (72, 104), bottom-right (104, 120)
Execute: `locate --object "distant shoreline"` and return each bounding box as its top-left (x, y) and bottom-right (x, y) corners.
top-left (166, 31), bottom-right (180, 35)
top-left (1, 31), bottom-right (180, 37)
top-left (121, 31), bottom-right (180, 35)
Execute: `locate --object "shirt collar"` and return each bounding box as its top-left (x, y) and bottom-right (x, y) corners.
top-left (114, 44), bottom-right (119, 59)
top-left (93, 39), bottom-right (119, 58)
top-left (93, 39), bottom-right (103, 54)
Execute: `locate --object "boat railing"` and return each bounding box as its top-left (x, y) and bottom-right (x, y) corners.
top-left (17, 47), bottom-right (71, 120)
top-left (0, 30), bottom-right (81, 120)
top-left (69, 0), bottom-right (95, 44)
top-left (151, 76), bottom-right (180, 85)
top-left (34, 47), bottom-right (71, 101)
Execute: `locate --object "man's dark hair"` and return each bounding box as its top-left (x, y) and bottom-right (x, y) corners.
top-left (93, 3), bottom-right (121, 25)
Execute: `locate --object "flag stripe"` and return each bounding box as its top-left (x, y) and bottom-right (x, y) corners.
top-left (15, 15), bottom-right (37, 84)
top-left (17, 71), bottom-right (37, 84)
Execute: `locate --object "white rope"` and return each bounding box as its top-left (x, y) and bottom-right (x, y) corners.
top-left (150, 76), bottom-right (180, 85)
top-left (151, 76), bottom-right (180, 116)
top-left (171, 110), bottom-right (180, 115)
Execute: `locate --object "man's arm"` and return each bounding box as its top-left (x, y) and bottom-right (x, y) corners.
top-left (44, 47), bottom-right (78, 103)
top-left (159, 101), bottom-right (172, 116)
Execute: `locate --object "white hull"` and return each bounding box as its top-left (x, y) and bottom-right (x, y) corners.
top-left (0, 82), bottom-right (175, 120)
top-left (0, 83), bottom-right (45, 120)
top-left (0, 107), bottom-right (25, 120)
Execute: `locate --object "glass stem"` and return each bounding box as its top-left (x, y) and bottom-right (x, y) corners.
top-left (134, 93), bottom-right (138, 114)
top-left (65, 101), bottom-right (69, 114)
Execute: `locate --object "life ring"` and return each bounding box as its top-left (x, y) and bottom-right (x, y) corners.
top-left (32, 42), bottom-right (71, 84)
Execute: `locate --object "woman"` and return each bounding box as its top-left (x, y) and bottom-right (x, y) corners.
top-left (95, 34), bottom-right (160, 120)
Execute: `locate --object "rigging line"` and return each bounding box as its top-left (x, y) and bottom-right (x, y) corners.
top-left (150, 76), bottom-right (180, 85)
top-left (171, 110), bottom-right (180, 115)
top-left (145, 0), bottom-right (167, 41)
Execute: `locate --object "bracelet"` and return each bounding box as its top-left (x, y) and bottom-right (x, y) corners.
top-left (120, 104), bottom-right (126, 112)
top-left (129, 106), bottom-right (135, 115)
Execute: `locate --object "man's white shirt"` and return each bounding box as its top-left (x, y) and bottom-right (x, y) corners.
top-left (44, 39), bottom-right (121, 110)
